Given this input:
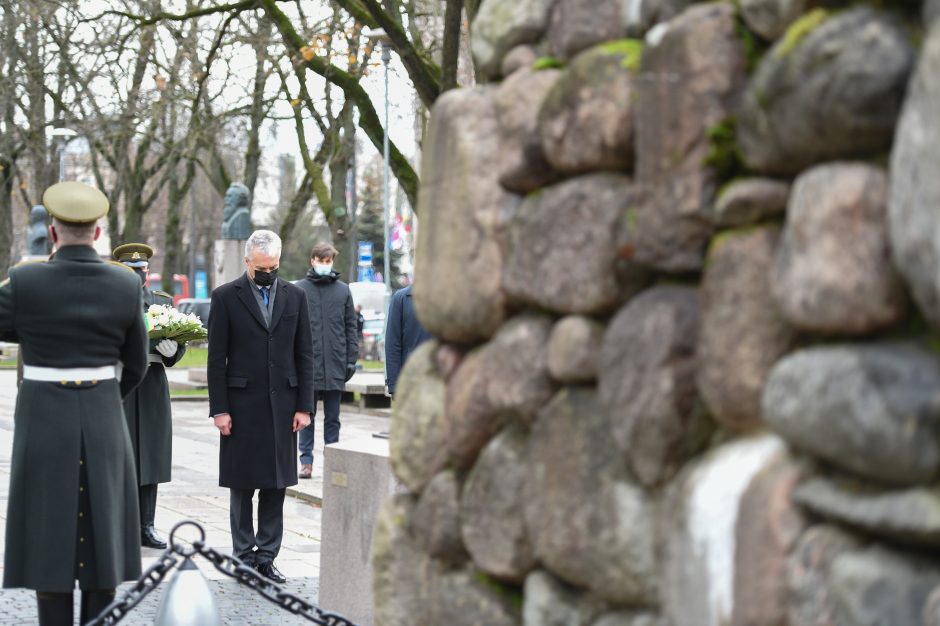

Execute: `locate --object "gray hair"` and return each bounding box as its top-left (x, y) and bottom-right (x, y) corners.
top-left (245, 230), bottom-right (282, 259)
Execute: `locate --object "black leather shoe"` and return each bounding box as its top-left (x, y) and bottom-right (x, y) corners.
top-left (257, 561), bottom-right (286, 584)
top-left (141, 525), bottom-right (167, 549)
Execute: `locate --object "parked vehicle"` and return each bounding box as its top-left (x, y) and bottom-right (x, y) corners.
top-left (176, 298), bottom-right (211, 329)
top-left (349, 281), bottom-right (389, 314)
top-left (361, 312), bottom-right (386, 361)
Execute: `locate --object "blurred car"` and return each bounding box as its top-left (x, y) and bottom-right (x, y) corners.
top-left (349, 281), bottom-right (390, 313)
top-left (361, 312), bottom-right (386, 361)
top-left (176, 298), bottom-right (211, 330)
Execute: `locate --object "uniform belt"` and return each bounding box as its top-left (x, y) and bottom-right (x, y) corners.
top-left (148, 354), bottom-right (164, 364)
top-left (22, 365), bottom-right (118, 382)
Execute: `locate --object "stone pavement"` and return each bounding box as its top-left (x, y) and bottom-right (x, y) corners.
top-left (0, 369), bottom-right (390, 625)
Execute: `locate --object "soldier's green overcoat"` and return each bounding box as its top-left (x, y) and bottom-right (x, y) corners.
top-left (123, 287), bottom-right (185, 486)
top-left (0, 245), bottom-right (148, 592)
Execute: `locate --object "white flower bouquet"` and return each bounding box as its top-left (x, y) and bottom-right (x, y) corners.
top-left (146, 304), bottom-right (208, 344)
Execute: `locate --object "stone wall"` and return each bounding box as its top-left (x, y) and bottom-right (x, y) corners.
top-left (374, 2), bottom-right (940, 625)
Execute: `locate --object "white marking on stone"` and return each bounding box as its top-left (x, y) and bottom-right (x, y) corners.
top-left (686, 434), bottom-right (785, 626)
top-left (646, 22), bottom-right (669, 47)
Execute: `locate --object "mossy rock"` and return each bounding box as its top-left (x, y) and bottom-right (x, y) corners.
top-left (596, 38), bottom-right (645, 73)
top-left (774, 8), bottom-right (830, 58)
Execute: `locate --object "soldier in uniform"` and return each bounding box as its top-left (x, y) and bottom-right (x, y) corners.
top-left (0, 182), bottom-right (148, 625)
top-left (112, 243), bottom-right (187, 550)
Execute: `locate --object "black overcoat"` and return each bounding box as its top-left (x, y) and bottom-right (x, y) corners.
top-left (0, 245), bottom-right (148, 592)
top-left (295, 269), bottom-right (358, 391)
top-left (122, 287), bottom-right (186, 486)
top-left (207, 273), bottom-right (314, 489)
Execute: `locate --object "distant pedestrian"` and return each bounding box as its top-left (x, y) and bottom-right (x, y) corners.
top-left (355, 303), bottom-right (365, 357)
top-left (385, 284), bottom-right (432, 396)
top-left (295, 243), bottom-right (358, 479)
top-left (1, 182), bottom-right (148, 625)
top-left (113, 242), bottom-right (187, 551)
top-left (208, 230), bottom-right (314, 584)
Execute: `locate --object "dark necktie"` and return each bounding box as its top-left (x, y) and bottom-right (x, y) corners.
top-left (261, 286), bottom-right (269, 308)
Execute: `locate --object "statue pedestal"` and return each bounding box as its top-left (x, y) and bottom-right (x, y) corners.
top-left (213, 240), bottom-right (245, 291)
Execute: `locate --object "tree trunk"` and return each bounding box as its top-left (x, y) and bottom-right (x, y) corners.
top-left (0, 5), bottom-right (19, 272)
top-left (243, 17), bottom-right (272, 203)
top-left (441, 0), bottom-right (463, 91)
top-left (121, 177), bottom-right (145, 244)
top-left (24, 4), bottom-right (49, 204)
top-left (162, 160), bottom-right (195, 293)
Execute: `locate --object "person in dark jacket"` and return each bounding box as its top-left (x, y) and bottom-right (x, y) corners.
top-left (113, 243), bottom-right (187, 550)
top-left (295, 242), bottom-right (358, 479)
top-left (385, 284), bottom-right (432, 395)
top-left (1, 182), bottom-right (148, 625)
top-left (355, 304), bottom-right (365, 357)
top-left (208, 230), bottom-right (314, 584)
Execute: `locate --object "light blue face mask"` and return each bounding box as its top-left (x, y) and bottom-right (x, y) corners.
top-left (314, 263), bottom-right (333, 276)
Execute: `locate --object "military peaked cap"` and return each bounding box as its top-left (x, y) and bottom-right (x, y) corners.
top-left (42, 182), bottom-right (109, 223)
top-left (112, 243), bottom-right (154, 267)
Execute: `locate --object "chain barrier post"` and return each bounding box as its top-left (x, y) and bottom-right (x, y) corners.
top-left (153, 521), bottom-right (221, 626)
top-left (85, 520), bottom-right (358, 626)
top-left (153, 557), bottom-right (222, 626)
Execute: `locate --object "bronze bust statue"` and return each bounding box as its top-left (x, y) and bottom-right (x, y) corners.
top-left (221, 183), bottom-right (251, 240)
top-left (27, 205), bottom-right (50, 256)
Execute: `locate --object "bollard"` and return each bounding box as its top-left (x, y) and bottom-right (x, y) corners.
top-left (153, 557), bottom-right (222, 626)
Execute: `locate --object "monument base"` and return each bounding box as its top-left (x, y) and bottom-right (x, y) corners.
top-left (213, 239), bottom-right (245, 291)
top-left (319, 436), bottom-right (401, 626)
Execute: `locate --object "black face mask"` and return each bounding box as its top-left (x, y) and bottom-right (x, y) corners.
top-left (253, 268), bottom-right (278, 287)
top-left (133, 269), bottom-right (147, 284)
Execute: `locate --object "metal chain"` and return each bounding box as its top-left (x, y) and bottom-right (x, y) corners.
top-left (83, 520), bottom-right (357, 626)
top-left (84, 552), bottom-right (179, 626)
top-left (193, 541), bottom-right (357, 626)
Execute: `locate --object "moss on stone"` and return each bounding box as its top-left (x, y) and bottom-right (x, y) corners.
top-left (774, 8), bottom-right (830, 58)
top-left (733, 14), bottom-right (766, 73)
top-left (596, 39), bottom-right (645, 73)
top-left (754, 86), bottom-right (771, 111)
top-left (624, 207), bottom-right (638, 232)
top-left (703, 116), bottom-right (746, 182)
top-left (533, 56), bottom-right (564, 71)
top-left (473, 571), bottom-right (524, 608)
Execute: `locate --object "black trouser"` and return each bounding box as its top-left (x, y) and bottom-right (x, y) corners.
top-left (139, 483), bottom-right (158, 527)
top-left (36, 589), bottom-right (115, 626)
top-left (229, 488), bottom-right (286, 566)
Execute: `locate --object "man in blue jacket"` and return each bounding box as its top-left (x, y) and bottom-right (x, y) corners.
top-left (385, 283), bottom-right (432, 395)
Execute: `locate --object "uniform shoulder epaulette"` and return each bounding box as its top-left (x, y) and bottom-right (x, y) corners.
top-left (106, 260), bottom-right (136, 273)
top-left (3, 258), bottom-right (49, 287)
top-left (153, 290), bottom-right (172, 299)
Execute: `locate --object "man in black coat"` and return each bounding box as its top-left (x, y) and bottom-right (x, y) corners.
top-left (208, 230), bottom-right (314, 584)
top-left (385, 284), bottom-right (433, 395)
top-left (295, 242), bottom-right (358, 479)
top-left (113, 243), bottom-right (187, 550)
top-left (0, 182), bottom-right (148, 625)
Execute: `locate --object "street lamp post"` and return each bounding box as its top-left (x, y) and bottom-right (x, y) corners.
top-left (381, 43), bottom-right (391, 293)
top-left (50, 127), bottom-right (77, 182)
top-left (365, 29), bottom-right (394, 295)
